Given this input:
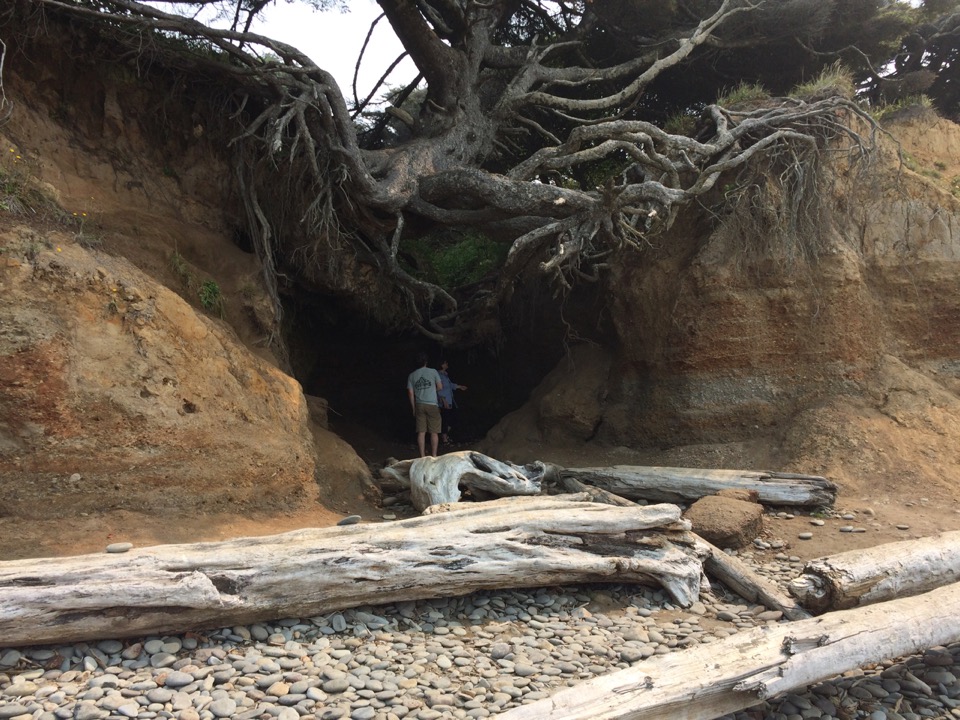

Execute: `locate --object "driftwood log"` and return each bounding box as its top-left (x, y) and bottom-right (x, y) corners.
top-left (497, 581), bottom-right (960, 720)
top-left (379, 451), bottom-right (546, 512)
top-left (693, 535), bottom-right (811, 621)
top-left (788, 529), bottom-right (960, 613)
top-left (558, 466), bottom-right (837, 507)
top-left (0, 495), bottom-right (702, 647)
top-left (547, 467), bottom-right (643, 507)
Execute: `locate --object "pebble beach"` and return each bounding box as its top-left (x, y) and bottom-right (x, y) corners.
top-left (1, 547), bottom-right (958, 720)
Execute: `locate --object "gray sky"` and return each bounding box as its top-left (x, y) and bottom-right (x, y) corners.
top-left (251, 0), bottom-right (417, 103)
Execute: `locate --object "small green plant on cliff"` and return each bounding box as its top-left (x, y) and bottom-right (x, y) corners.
top-left (716, 82), bottom-right (769, 108)
top-left (198, 279), bottom-right (225, 317)
top-left (950, 176), bottom-right (960, 199)
top-left (71, 209), bottom-right (103, 249)
top-left (664, 111), bottom-right (697, 137)
top-left (0, 146), bottom-right (37, 215)
top-left (169, 250), bottom-right (194, 289)
top-left (869, 94), bottom-right (933, 123)
top-left (791, 64), bottom-right (856, 101)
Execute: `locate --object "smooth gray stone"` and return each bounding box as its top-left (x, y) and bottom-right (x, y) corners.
top-left (0, 705), bottom-right (30, 720)
top-left (161, 671), bottom-right (195, 688)
top-left (208, 698), bottom-right (238, 717)
top-left (0, 649), bottom-right (22, 668)
top-left (322, 678), bottom-right (351, 693)
top-left (73, 702), bottom-right (106, 720)
top-left (97, 640), bottom-right (124, 655)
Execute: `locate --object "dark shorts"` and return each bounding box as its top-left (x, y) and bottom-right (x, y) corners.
top-left (415, 403), bottom-right (442, 433)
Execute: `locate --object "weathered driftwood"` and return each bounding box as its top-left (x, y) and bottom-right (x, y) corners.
top-left (496, 581), bottom-right (960, 720)
top-left (402, 451), bottom-right (546, 511)
top-left (378, 458), bottom-right (414, 490)
top-left (0, 495), bottom-right (701, 647)
top-left (788, 530), bottom-right (960, 613)
top-left (547, 468), bottom-right (643, 507)
top-left (693, 535), bottom-right (811, 621)
top-left (558, 466), bottom-right (837, 507)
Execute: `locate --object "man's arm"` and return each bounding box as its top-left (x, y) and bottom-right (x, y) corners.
top-left (408, 387), bottom-right (416, 415)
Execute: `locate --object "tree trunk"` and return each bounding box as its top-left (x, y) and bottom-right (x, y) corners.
top-left (694, 535), bottom-right (811, 621)
top-left (557, 466), bottom-right (837, 507)
top-left (788, 529), bottom-right (960, 613)
top-left (0, 495), bottom-right (700, 647)
top-left (496, 582), bottom-right (960, 720)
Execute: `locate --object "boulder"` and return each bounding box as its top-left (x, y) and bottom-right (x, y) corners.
top-left (683, 495), bottom-right (764, 549)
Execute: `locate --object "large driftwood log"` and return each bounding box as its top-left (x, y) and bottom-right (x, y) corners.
top-left (547, 467), bottom-right (643, 507)
top-left (0, 495), bottom-right (701, 647)
top-left (693, 535), bottom-right (811, 621)
top-left (558, 466), bottom-right (837, 507)
top-left (496, 581), bottom-right (960, 720)
top-left (788, 529), bottom-right (960, 613)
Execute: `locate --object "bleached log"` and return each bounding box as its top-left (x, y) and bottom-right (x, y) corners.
top-left (693, 535), bottom-right (811, 621)
top-left (558, 466), bottom-right (836, 507)
top-left (0, 496), bottom-right (700, 647)
top-left (788, 529), bottom-right (960, 613)
top-left (548, 469), bottom-right (642, 507)
top-left (378, 458), bottom-right (414, 489)
top-left (408, 451), bottom-right (545, 511)
top-left (496, 582), bottom-right (960, 720)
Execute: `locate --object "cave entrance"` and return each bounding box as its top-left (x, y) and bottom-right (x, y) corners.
top-left (283, 278), bottom-right (610, 463)
top-left (283, 299), bottom-right (548, 463)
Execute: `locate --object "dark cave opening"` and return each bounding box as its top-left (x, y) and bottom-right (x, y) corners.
top-left (283, 282), bottom-right (611, 463)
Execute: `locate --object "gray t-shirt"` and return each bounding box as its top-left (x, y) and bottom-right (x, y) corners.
top-left (407, 367), bottom-right (442, 405)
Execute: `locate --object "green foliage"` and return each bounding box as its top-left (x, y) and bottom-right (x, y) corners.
top-left (791, 64), bottom-right (856, 101)
top-left (578, 155), bottom-right (632, 191)
top-left (716, 82), bottom-right (770, 108)
top-left (154, 30), bottom-right (230, 63)
top-left (869, 94), bottom-right (934, 123)
top-left (198, 279), bottom-right (225, 317)
top-left (950, 176), bottom-right (960, 199)
top-left (0, 147), bottom-right (38, 215)
top-left (169, 250), bottom-right (193, 289)
top-left (400, 229), bottom-right (508, 290)
top-left (663, 111), bottom-right (697, 137)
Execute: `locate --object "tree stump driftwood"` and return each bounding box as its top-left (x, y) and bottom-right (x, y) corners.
top-left (0, 495), bottom-right (701, 647)
top-left (558, 466), bottom-right (837, 507)
top-left (379, 451), bottom-right (546, 512)
top-left (496, 581), bottom-right (960, 720)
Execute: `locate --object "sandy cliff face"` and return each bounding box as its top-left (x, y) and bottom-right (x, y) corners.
top-left (0, 223), bottom-right (372, 521)
top-left (0, 24), bottom-right (373, 539)
top-left (483, 111), bottom-right (960, 516)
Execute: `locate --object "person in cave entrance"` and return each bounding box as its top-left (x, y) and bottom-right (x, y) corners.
top-left (407, 351), bottom-right (443, 457)
top-left (438, 359), bottom-right (467, 445)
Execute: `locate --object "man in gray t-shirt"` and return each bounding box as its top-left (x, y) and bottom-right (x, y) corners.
top-left (407, 352), bottom-right (443, 457)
